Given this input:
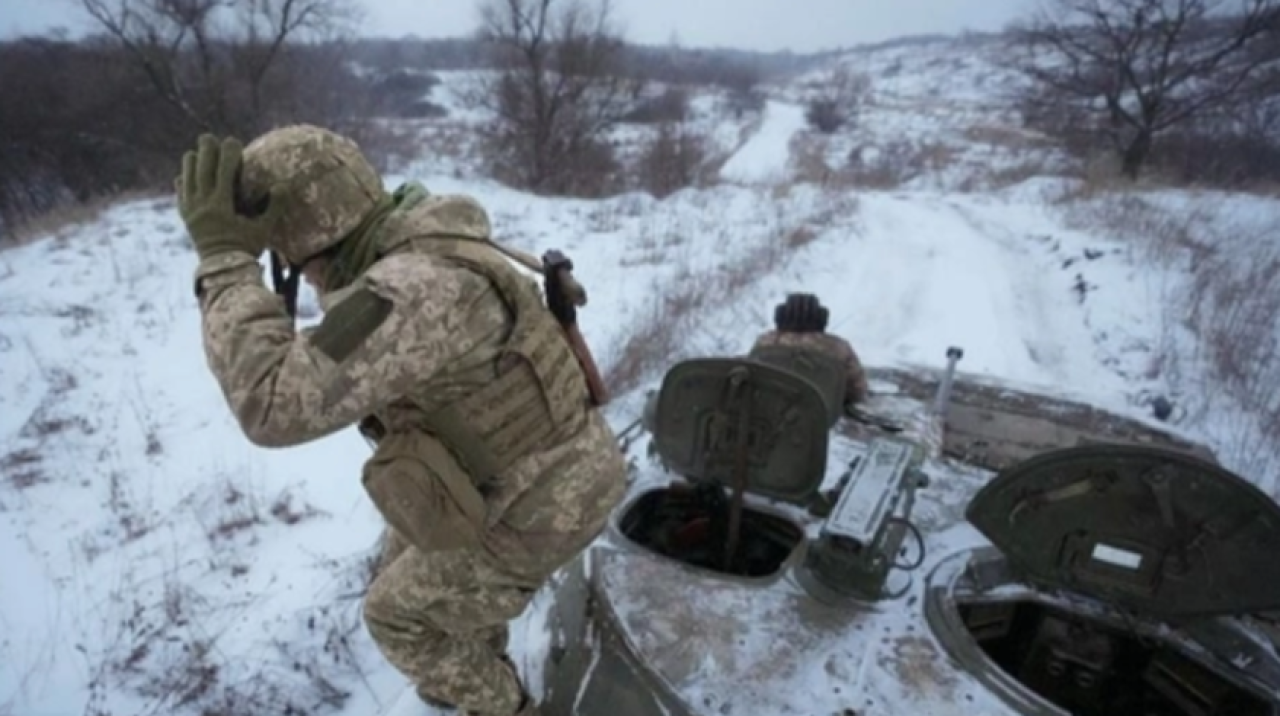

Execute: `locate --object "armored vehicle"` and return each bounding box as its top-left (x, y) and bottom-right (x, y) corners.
top-left (390, 346), bottom-right (1280, 716)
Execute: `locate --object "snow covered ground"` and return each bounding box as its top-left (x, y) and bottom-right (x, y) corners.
top-left (2, 32), bottom-right (1278, 716)
top-left (718, 101), bottom-right (808, 184)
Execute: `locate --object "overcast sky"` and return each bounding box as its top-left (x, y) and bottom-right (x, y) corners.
top-left (2, 0), bottom-right (1035, 52)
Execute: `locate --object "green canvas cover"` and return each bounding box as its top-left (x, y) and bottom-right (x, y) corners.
top-left (651, 358), bottom-right (830, 505)
top-left (966, 443), bottom-right (1280, 620)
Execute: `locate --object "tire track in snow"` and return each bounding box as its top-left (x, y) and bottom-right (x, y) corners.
top-left (800, 193), bottom-right (1103, 394)
top-left (704, 95), bottom-right (1090, 390)
top-left (943, 198), bottom-right (1074, 381)
top-left (718, 101), bottom-right (807, 185)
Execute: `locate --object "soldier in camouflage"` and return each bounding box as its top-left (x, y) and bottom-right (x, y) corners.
top-left (175, 126), bottom-right (628, 715)
top-left (751, 293), bottom-right (869, 407)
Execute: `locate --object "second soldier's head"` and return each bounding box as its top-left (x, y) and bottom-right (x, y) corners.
top-left (774, 293), bottom-right (829, 333)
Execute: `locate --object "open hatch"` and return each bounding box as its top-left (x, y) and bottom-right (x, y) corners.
top-left (926, 444), bottom-right (1280, 716)
top-left (620, 358), bottom-right (830, 578)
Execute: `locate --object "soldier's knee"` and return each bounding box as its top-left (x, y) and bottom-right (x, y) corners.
top-left (362, 572), bottom-right (401, 638)
top-left (362, 584), bottom-right (387, 636)
top-left (364, 569), bottom-right (449, 635)
top-left (378, 526), bottom-right (411, 565)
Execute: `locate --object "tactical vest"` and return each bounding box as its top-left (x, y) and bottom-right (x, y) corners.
top-left (357, 213), bottom-right (590, 553)
top-left (378, 235), bottom-right (588, 463)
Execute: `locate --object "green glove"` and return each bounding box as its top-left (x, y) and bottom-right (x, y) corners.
top-left (177, 134), bottom-right (282, 262)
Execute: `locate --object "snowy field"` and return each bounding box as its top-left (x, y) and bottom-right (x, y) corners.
top-left (2, 32), bottom-right (1278, 716)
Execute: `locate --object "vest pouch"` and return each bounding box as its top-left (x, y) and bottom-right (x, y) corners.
top-left (361, 430), bottom-right (490, 554)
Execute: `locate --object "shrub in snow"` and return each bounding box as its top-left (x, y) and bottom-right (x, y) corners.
top-left (804, 68), bottom-right (871, 135)
top-left (637, 122), bottom-right (711, 199)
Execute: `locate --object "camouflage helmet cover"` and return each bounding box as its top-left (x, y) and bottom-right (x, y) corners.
top-left (239, 124), bottom-right (385, 265)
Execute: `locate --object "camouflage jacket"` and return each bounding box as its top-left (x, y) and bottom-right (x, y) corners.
top-left (192, 194), bottom-right (626, 569)
top-left (750, 330), bottom-right (869, 404)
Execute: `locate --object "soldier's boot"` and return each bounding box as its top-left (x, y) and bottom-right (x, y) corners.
top-left (513, 693), bottom-right (541, 716)
top-left (413, 686), bottom-right (458, 712)
top-left (501, 655), bottom-right (541, 716)
top-left (444, 654), bottom-right (535, 716)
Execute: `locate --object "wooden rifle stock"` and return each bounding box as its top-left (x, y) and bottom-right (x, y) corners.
top-left (543, 254), bottom-right (610, 407)
top-left (553, 272), bottom-right (610, 407)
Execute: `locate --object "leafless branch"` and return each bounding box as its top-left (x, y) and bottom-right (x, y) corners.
top-left (78, 0), bottom-right (360, 137)
top-left (1011, 0), bottom-right (1280, 177)
top-left (470, 0), bottom-right (644, 196)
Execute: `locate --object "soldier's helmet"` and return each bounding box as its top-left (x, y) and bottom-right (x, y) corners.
top-left (774, 293), bottom-right (829, 333)
top-left (237, 124), bottom-right (385, 266)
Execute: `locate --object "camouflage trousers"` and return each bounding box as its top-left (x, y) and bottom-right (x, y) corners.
top-left (364, 528), bottom-right (537, 715)
top-left (362, 409), bottom-right (628, 715)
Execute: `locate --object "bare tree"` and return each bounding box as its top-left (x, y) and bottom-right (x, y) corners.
top-left (1011, 0), bottom-right (1280, 178)
top-left (470, 0), bottom-right (644, 196)
top-left (0, 0), bottom-right (390, 241)
top-left (718, 63), bottom-right (765, 118)
top-left (805, 67), bottom-right (872, 134)
top-left (0, 35), bottom-right (192, 238)
top-left (636, 120), bottom-right (709, 198)
top-left (79, 0), bottom-right (362, 138)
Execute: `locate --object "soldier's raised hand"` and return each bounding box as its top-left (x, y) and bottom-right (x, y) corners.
top-left (176, 134), bottom-right (283, 262)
